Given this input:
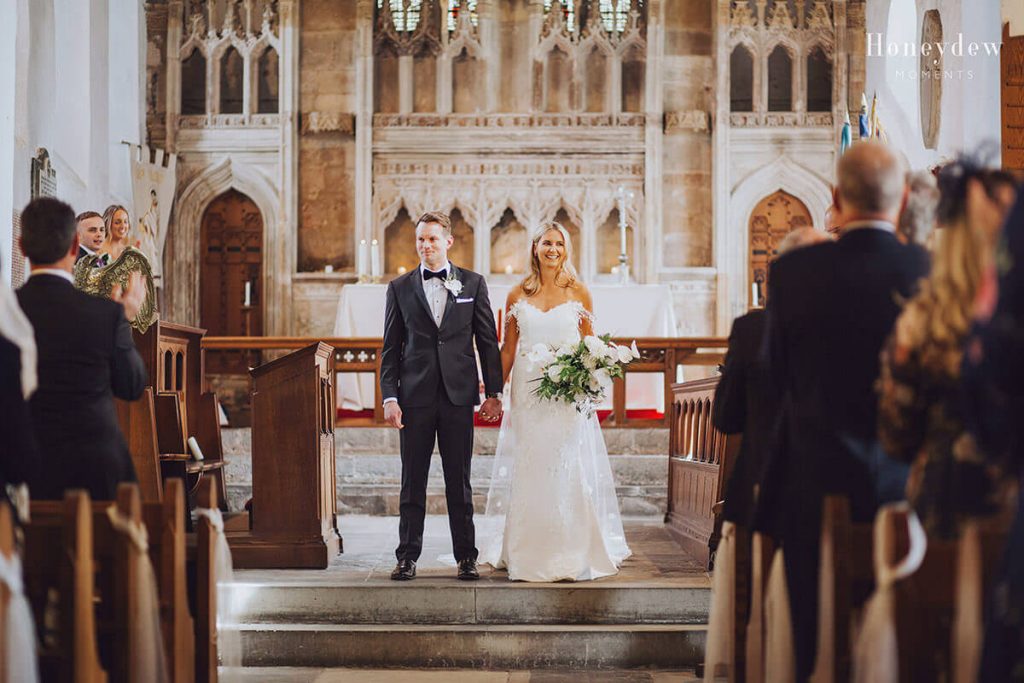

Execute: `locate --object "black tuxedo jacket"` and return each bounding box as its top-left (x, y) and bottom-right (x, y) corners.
top-left (380, 265), bottom-right (502, 408)
top-left (713, 309), bottom-right (778, 526)
top-left (762, 226), bottom-right (930, 520)
top-left (76, 246), bottom-right (91, 263)
top-left (16, 274), bottom-right (147, 499)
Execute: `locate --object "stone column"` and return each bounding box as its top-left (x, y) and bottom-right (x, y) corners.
top-left (165, 1), bottom-right (184, 150)
top-left (355, 0), bottom-right (376, 252)
top-left (273, 0), bottom-right (299, 335)
top-left (713, 0), bottom-right (732, 333)
top-left (643, 0), bottom-right (663, 285)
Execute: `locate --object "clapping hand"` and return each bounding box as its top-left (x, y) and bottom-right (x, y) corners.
top-left (110, 271), bottom-right (145, 322)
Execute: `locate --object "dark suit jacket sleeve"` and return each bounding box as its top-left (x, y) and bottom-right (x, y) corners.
top-left (109, 306), bottom-right (147, 401)
top-left (0, 341), bottom-right (38, 486)
top-left (472, 276), bottom-right (503, 395)
top-left (713, 316), bottom-right (747, 434)
top-left (763, 261), bottom-right (790, 397)
top-left (380, 281), bottom-right (404, 402)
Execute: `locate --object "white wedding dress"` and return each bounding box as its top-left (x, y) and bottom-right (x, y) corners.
top-left (478, 300), bottom-right (631, 581)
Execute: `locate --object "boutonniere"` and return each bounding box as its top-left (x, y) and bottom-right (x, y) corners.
top-left (443, 270), bottom-right (463, 297)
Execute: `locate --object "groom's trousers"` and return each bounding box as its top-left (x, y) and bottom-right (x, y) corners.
top-left (396, 385), bottom-right (478, 563)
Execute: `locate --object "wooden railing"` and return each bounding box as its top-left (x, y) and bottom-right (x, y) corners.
top-left (665, 376), bottom-right (739, 564)
top-left (201, 336), bottom-right (728, 427)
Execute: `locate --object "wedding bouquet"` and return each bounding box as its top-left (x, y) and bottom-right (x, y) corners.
top-left (526, 335), bottom-right (641, 416)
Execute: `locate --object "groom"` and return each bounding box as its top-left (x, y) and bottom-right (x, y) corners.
top-left (380, 211), bottom-right (504, 581)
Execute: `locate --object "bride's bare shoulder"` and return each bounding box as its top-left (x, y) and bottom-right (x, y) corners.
top-left (506, 285), bottom-right (526, 312)
top-left (572, 282), bottom-right (593, 311)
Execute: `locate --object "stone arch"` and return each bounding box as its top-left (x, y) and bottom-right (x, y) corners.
top-left (806, 43), bottom-right (832, 113)
top-left (724, 156), bottom-right (831, 322)
top-left (170, 158), bottom-right (284, 333)
top-left (219, 45), bottom-right (244, 113)
top-left (767, 43), bottom-right (794, 112)
top-left (730, 43), bottom-right (755, 112)
top-left (384, 206), bottom-right (418, 274)
top-left (256, 45), bottom-right (279, 114)
top-left (490, 208), bottom-right (528, 275)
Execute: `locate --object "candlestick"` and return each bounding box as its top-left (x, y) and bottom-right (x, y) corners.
top-left (244, 281), bottom-right (251, 307)
top-left (357, 239), bottom-right (369, 283)
top-left (324, 264), bottom-right (334, 274)
top-left (752, 282), bottom-right (760, 306)
top-left (371, 239), bottom-right (381, 281)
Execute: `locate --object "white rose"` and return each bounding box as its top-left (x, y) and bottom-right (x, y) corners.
top-left (546, 364), bottom-right (562, 382)
top-left (594, 368), bottom-right (612, 390)
top-left (583, 335), bottom-right (605, 357)
top-left (526, 343), bottom-right (555, 368)
top-left (630, 340), bottom-right (641, 359)
top-left (583, 355), bottom-right (597, 371)
top-left (588, 376), bottom-right (601, 392)
top-left (616, 345), bottom-right (634, 364)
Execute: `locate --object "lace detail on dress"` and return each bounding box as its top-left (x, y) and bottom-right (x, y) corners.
top-left (505, 300), bottom-right (524, 336)
top-left (504, 299), bottom-right (593, 340)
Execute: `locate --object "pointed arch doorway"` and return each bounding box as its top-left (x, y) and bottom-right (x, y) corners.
top-left (201, 188), bottom-right (264, 373)
top-left (748, 189), bottom-right (812, 308)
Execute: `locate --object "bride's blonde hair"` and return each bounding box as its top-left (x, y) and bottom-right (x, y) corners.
top-left (520, 222), bottom-right (579, 296)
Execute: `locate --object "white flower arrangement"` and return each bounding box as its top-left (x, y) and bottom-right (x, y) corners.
top-left (443, 271), bottom-right (463, 296)
top-left (528, 334), bottom-right (641, 416)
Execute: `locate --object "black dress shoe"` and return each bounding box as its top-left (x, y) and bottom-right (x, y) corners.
top-left (457, 558), bottom-right (480, 581)
top-left (390, 559), bottom-right (416, 581)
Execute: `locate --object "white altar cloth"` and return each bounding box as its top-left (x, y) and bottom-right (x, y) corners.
top-left (332, 282), bottom-right (677, 411)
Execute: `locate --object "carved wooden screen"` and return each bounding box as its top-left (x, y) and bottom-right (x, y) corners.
top-left (201, 189), bottom-right (263, 373)
top-left (1003, 24), bottom-right (1024, 170)
top-left (748, 190), bottom-right (811, 307)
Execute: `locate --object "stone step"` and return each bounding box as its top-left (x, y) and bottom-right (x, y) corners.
top-left (238, 623), bottom-right (706, 670)
top-left (219, 667), bottom-right (700, 682)
top-left (228, 582), bottom-right (709, 626)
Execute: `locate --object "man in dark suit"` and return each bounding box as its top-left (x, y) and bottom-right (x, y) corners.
top-left (714, 228), bottom-right (830, 530)
top-left (380, 211), bottom-right (504, 581)
top-left (75, 210), bottom-right (106, 264)
top-left (762, 142), bottom-right (930, 680)
top-left (16, 197), bottom-right (147, 501)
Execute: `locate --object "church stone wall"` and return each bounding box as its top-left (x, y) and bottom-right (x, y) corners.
top-left (297, 1), bottom-right (359, 272)
top-left (661, 2), bottom-right (714, 270)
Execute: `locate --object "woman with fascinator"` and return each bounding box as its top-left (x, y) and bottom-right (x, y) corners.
top-left (74, 204), bottom-right (157, 332)
top-left (877, 152), bottom-right (1018, 539)
top-left (477, 222), bottom-right (631, 582)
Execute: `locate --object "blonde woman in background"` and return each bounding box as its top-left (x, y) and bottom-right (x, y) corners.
top-left (75, 204), bottom-right (157, 332)
top-left (478, 222), bottom-right (631, 582)
top-left (878, 157), bottom-right (1018, 539)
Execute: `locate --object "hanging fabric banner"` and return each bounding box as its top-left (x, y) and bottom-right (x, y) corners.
top-left (127, 144), bottom-right (177, 282)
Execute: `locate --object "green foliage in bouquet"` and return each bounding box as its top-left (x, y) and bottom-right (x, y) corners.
top-left (529, 334), bottom-right (640, 416)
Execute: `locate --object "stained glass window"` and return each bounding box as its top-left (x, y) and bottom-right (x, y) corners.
top-left (543, 0), bottom-right (577, 32)
top-left (377, 0), bottom-right (422, 33)
top-left (599, 0), bottom-right (643, 34)
top-left (447, 0), bottom-right (478, 32)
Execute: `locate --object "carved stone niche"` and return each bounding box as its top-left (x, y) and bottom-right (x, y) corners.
top-left (301, 112), bottom-right (356, 135)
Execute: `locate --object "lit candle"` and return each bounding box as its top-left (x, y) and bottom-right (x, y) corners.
top-left (752, 282), bottom-right (759, 306)
top-left (611, 265), bottom-right (620, 275)
top-left (324, 264), bottom-right (334, 274)
top-left (371, 239), bottom-right (381, 279)
top-left (244, 281), bottom-right (251, 307)
top-left (397, 265), bottom-right (408, 275)
top-left (504, 264), bottom-right (513, 275)
top-left (357, 239), bottom-right (368, 279)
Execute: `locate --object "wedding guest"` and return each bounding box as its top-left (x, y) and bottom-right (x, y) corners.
top-left (896, 170), bottom-right (940, 249)
top-left (878, 156), bottom-right (1017, 540)
top-left (75, 211), bottom-right (106, 264)
top-left (81, 203), bottom-right (157, 333)
top-left (961, 187), bottom-right (1024, 681)
top-left (761, 141), bottom-right (930, 681)
top-left (714, 227), bottom-right (830, 529)
top-left (16, 197), bottom-right (148, 500)
top-left (0, 252), bottom-right (38, 490)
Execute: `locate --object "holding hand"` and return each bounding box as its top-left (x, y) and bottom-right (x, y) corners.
top-left (479, 396), bottom-right (502, 423)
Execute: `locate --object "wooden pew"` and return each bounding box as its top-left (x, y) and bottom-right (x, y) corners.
top-left (812, 495), bottom-right (873, 683)
top-left (194, 476), bottom-right (221, 683)
top-left (141, 478), bottom-right (195, 683)
top-left (22, 491), bottom-right (107, 683)
top-left (953, 518), bottom-right (1010, 683)
top-left (0, 500), bottom-right (24, 683)
top-left (745, 532), bottom-right (775, 683)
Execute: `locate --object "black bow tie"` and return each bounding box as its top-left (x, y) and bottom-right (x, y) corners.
top-left (423, 268), bottom-right (448, 281)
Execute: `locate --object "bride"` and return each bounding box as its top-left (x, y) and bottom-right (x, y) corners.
top-left (479, 222), bottom-right (631, 581)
